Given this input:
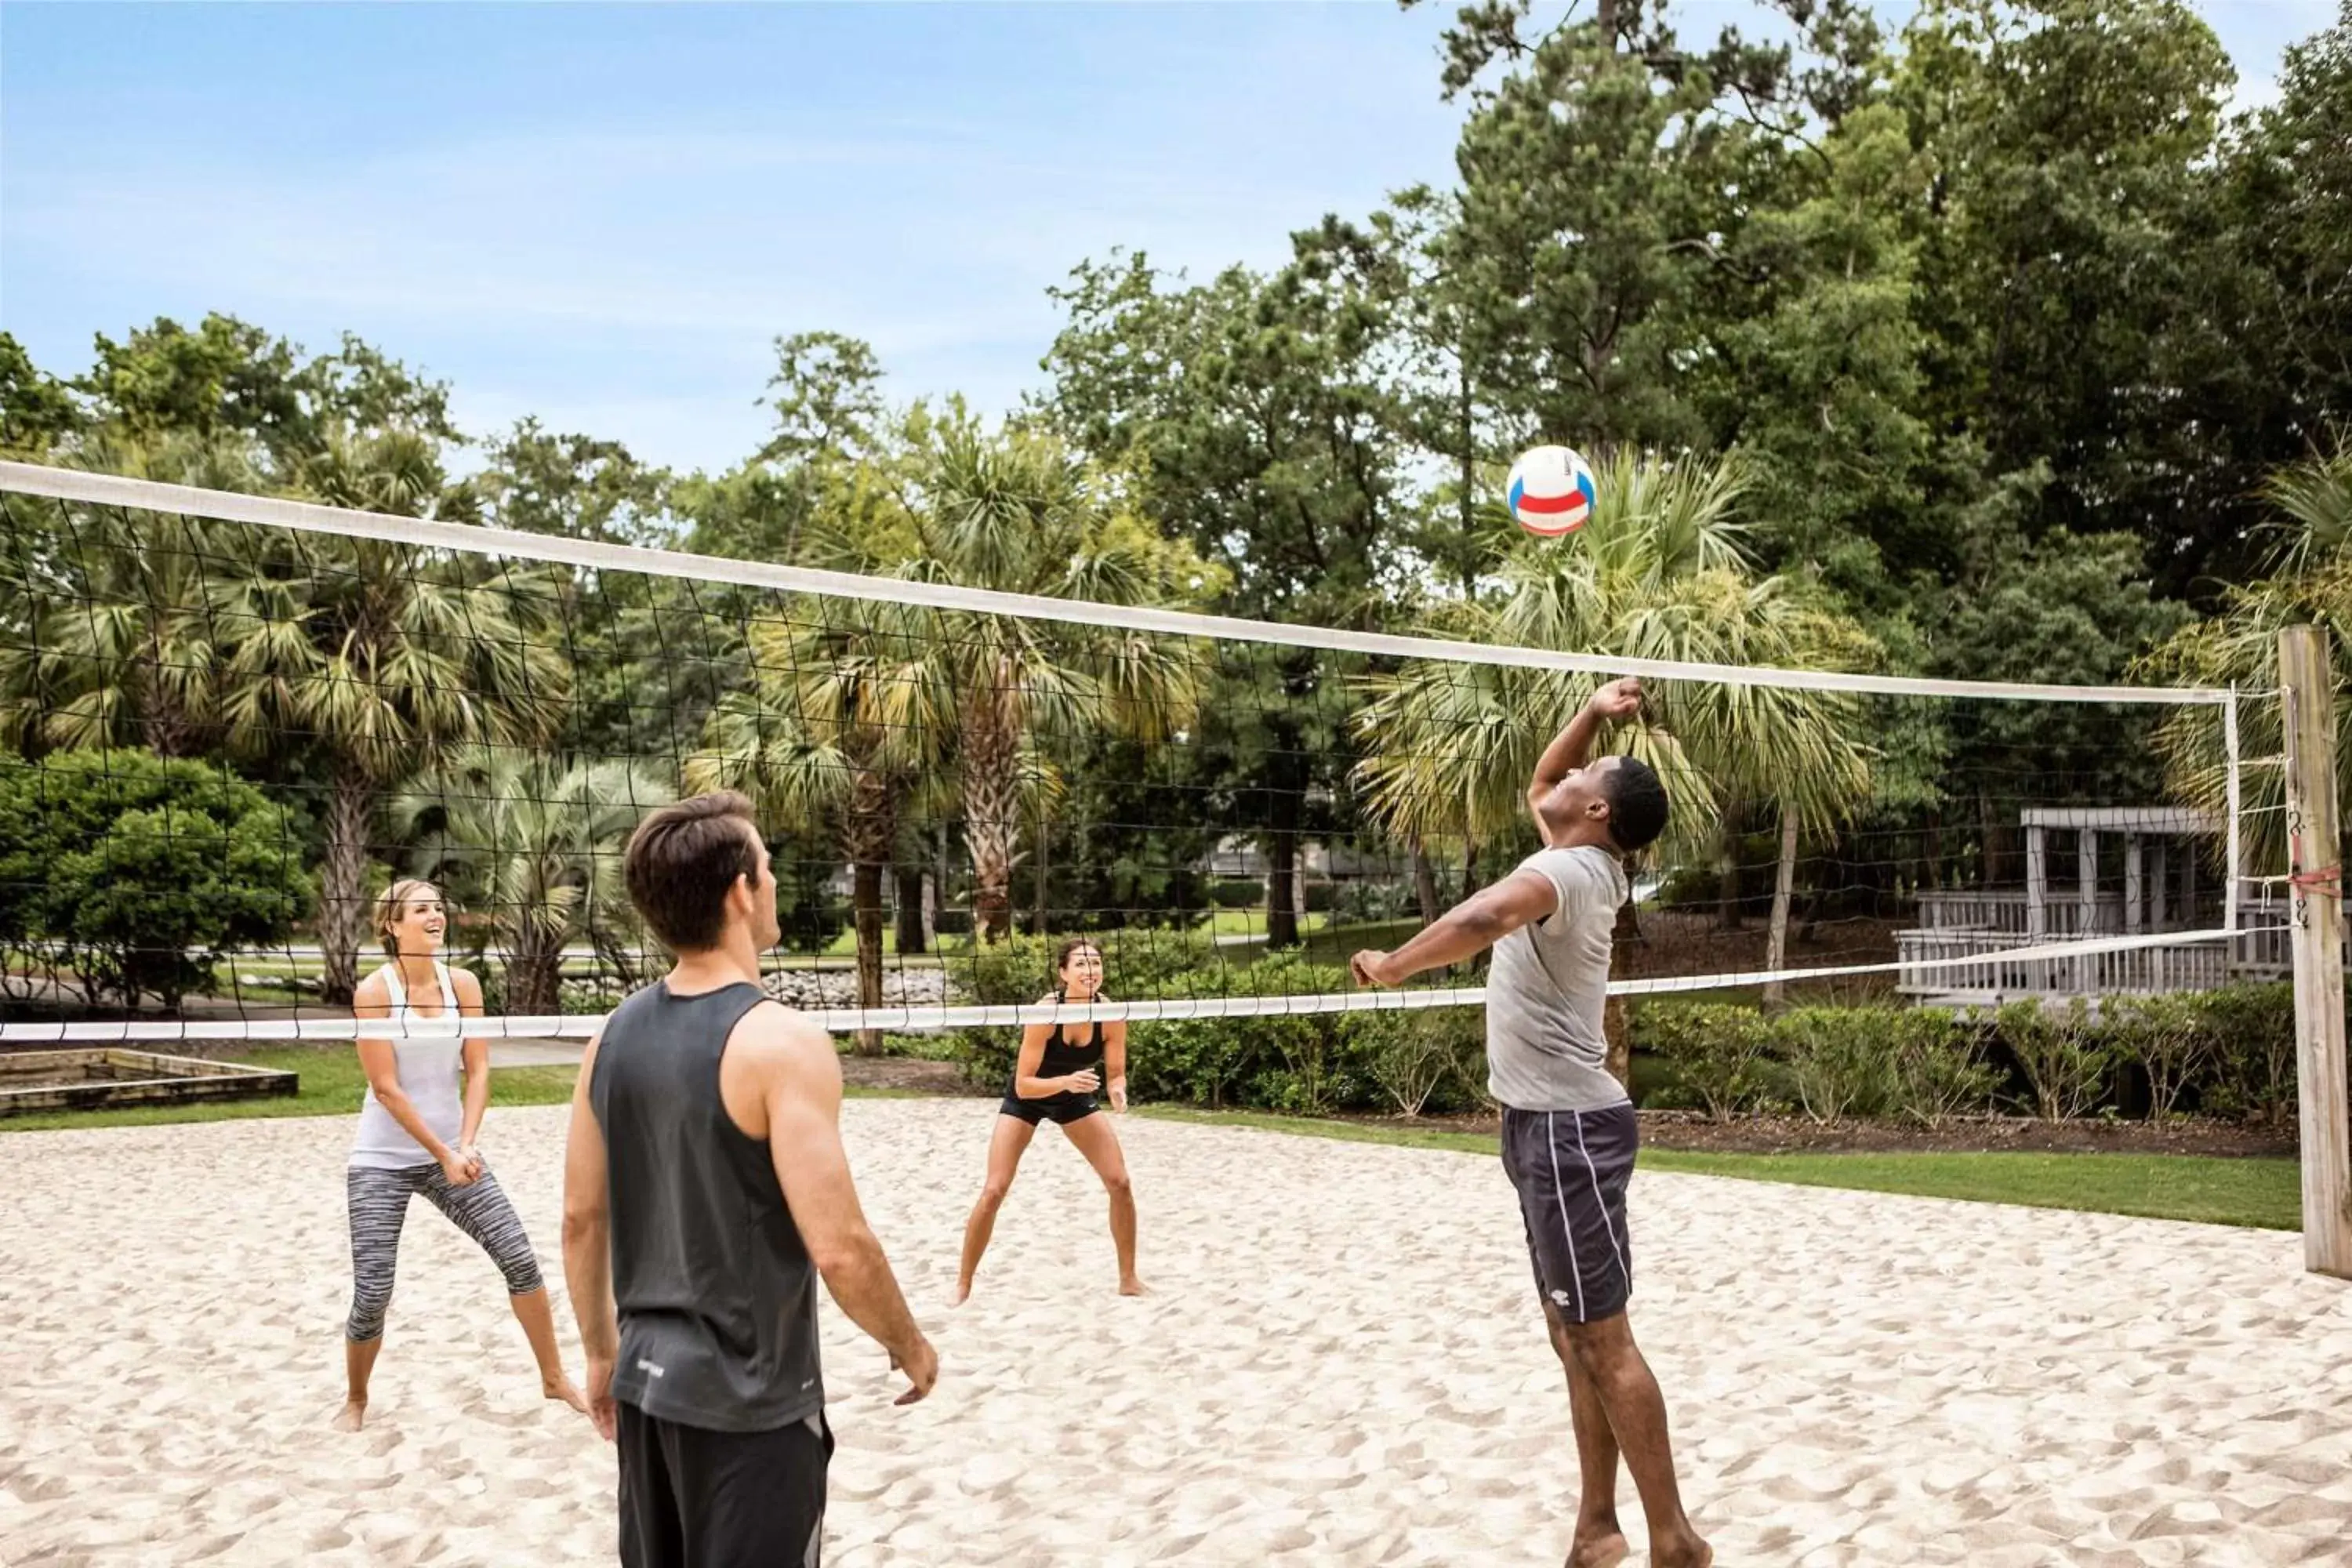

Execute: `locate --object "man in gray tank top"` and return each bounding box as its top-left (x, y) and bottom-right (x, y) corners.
top-left (1351, 679), bottom-right (1711, 1568)
top-left (562, 792), bottom-right (936, 1568)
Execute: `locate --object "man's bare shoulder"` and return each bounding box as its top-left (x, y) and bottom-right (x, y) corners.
top-left (726, 1001), bottom-right (839, 1078)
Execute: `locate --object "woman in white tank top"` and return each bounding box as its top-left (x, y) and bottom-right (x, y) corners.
top-left (333, 879), bottom-right (586, 1432)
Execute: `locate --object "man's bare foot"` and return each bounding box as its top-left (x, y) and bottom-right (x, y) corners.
top-left (331, 1399), bottom-right (366, 1432)
top-left (1564, 1529), bottom-right (1628, 1568)
top-left (1650, 1537), bottom-right (1711, 1568)
top-left (1117, 1276), bottom-right (1147, 1298)
top-left (545, 1378), bottom-right (589, 1416)
top-left (952, 1279), bottom-right (974, 1307)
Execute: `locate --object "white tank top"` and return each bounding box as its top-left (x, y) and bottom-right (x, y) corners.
top-left (348, 961), bottom-right (467, 1171)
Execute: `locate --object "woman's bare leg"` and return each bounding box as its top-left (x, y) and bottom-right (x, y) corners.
top-left (335, 1335), bottom-right (383, 1431)
top-left (955, 1116), bottom-right (1037, 1304)
top-left (1062, 1113), bottom-right (1142, 1295)
top-left (508, 1287), bottom-right (589, 1412)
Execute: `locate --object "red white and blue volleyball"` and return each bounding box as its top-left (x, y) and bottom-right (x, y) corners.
top-left (1506, 445), bottom-right (1596, 538)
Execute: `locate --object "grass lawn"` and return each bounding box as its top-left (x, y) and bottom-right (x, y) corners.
top-left (1299, 919), bottom-right (1423, 966)
top-left (1197, 909), bottom-right (1335, 941)
top-left (1134, 1106), bottom-right (2304, 1232)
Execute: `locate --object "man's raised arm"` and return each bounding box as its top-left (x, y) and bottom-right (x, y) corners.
top-left (1527, 677), bottom-right (1644, 844)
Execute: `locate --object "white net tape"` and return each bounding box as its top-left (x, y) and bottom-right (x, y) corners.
top-left (0, 462), bottom-right (2272, 1043)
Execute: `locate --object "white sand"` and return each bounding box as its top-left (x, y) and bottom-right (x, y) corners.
top-left (2, 1099), bottom-right (2349, 1566)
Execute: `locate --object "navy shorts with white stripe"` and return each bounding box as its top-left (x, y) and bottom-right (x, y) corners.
top-left (1501, 1103), bottom-right (1638, 1324)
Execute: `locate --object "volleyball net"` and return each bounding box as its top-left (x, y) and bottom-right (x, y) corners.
top-left (0, 460), bottom-right (2278, 1042)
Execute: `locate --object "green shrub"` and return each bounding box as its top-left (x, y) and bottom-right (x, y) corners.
top-left (1333, 879), bottom-right (1417, 924)
top-left (1995, 998), bottom-right (2117, 1121)
top-left (2193, 982), bottom-right (2296, 1123)
top-left (1247, 1011), bottom-right (1352, 1114)
top-left (0, 750), bottom-right (312, 1011)
top-left (1128, 1015), bottom-right (1281, 1109)
top-left (949, 1025), bottom-right (1014, 1090)
top-left (1637, 1001), bottom-right (1772, 1122)
top-left (1350, 1007), bottom-right (1486, 1116)
top-left (1886, 1008), bottom-right (2001, 1127)
top-left (2102, 993), bottom-right (2214, 1121)
top-left (1207, 879), bottom-right (1262, 909)
top-left (1773, 1007), bottom-right (1896, 1124)
top-left (949, 933), bottom-right (1062, 1007)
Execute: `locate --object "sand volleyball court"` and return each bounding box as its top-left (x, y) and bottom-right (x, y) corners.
top-left (3, 1098), bottom-right (2350, 1566)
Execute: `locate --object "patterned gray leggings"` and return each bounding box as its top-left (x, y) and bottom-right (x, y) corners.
top-left (345, 1162), bottom-right (545, 1342)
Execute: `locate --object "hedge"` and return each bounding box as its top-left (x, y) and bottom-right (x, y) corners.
top-left (1630, 985), bottom-right (2297, 1126)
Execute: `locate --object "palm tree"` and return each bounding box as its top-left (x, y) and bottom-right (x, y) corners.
top-left (231, 426), bottom-right (571, 1003)
top-left (394, 749), bottom-right (671, 1016)
top-left (1353, 448), bottom-right (1878, 1004)
top-left (0, 433), bottom-right (267, 758)
top-left (687, 597), bottom-right (947, 1051)
top-left (2143, 437), bottom-right (2352, 877)
top-left (1, 426), bottom-right (571, 1004)
top-left (807, 420), bottom-right (1216, 942)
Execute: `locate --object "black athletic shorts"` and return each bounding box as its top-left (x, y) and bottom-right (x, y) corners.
top-left (1000, 1089), bottom-right (1099, 1127)
top-left (618, 1400), bottom-right (832, 1568)
top-left (1500, 1102), bottom-right (1639, 1325)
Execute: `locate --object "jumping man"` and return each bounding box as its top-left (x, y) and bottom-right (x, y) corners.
top-left (1352, 677), bottom-right (1709, 1568)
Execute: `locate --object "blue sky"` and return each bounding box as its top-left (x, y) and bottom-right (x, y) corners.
top-left (2, 1), bottom-right (2336, 476)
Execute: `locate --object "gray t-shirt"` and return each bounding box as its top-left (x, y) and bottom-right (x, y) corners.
top-left (1486, 844), bottom-right (1632, 1112)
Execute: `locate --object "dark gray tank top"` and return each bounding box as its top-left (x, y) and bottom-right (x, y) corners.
top-left (590, 980), bottom-right (824, 1432)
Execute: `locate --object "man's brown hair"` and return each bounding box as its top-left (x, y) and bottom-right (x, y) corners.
top-left (624, 792), bottom-right (764, 953)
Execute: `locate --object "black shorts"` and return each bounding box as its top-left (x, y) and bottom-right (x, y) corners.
top-left (1000, 1090), bottom-right (1098, 1127)
top-left (618, 1400), bottom-right (832, 1568)
top-left (1500, 1102), bottom-right (1639, 1325)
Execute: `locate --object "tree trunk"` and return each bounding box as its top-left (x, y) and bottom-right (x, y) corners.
top-left (1265, 811), bottom-right (1305, 952)
top-left (1034, 810), bottom-right (1051, 936)
top-left (1411, 835), bottom-right (1441, 927)
top-left (844, 772), bottom-right (892, 1054)
top-left (1604, 995), bottom-right (1632, 1091)
top-left (851, 859), bottom-right (884, 1054)
top-left (935, 822), bottom-right (950, 943)
top-left (591, 923), bottom-right (645, 994)
top-left (894, 864), bottom-right (927, 956)
top-left (1764, 805), bottom-right (1800, 1005)
top-left (140, 701), bottom-right (196, 760)
top-left (319, 763), bottom-right (374, 1006)
top-left (960, 681), bottom-right (1024, 944)
top-left (1715, 804), bottom-right (1744, 931)
top-left (1605, 890), bottom-right (1639, 1087)
top-left (506, 925), bottom-right (564, 1019)
top-left (1266, 832), bottom-right (1299, 948)
top-left (1456, 361), bottom-right (1479, 595)
top-left (1980, 788), bottom-right (2010, 884)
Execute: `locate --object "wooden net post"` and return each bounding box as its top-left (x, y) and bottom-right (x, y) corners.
top-left (2277, 626), bottom-right (2352, 1279)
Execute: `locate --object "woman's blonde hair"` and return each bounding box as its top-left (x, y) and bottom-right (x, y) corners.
top-left (375, 879), bottom-right (445, 956)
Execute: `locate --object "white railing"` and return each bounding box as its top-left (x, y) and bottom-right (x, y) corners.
top-left (1912, 891), bottom-right (2125, 937)
top-left (1895, 928), bottom-right (2234, 999)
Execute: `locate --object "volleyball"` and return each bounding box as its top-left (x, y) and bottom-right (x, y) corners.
top-left (1506, 445), bottom-right (1596, 537)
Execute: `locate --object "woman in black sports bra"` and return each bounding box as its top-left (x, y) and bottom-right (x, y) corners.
top-left (953, 938), bottom-right (1142, 1304)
